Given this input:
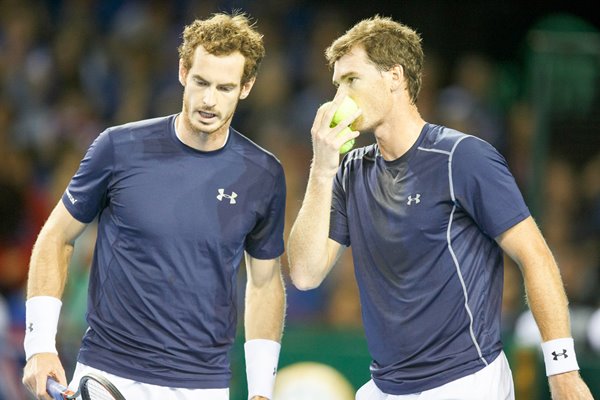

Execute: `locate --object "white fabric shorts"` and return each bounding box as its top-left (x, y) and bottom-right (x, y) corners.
top-left (356, 351), bottom-right (514, 400)
top-left (69, 362), bottom-right (229, 400)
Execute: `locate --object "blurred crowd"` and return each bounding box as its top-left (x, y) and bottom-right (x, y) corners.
top-left (0, 0), bottom-right (599, 398)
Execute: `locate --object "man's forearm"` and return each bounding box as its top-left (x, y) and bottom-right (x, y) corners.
top-left (245, 270), bottom-right (285, 341)
top-left (244, 266), bottom-right (285, 400)
top-left (27, 228), bottom-right (73, 299)
top-left (521, 252), bottom-right (571, 341)
top-left (498, 218), bottom-right (572, 341)
top-left (287, 170), bottom-right (336, 289)
top-left (27, 201), bottom-right (86, 299)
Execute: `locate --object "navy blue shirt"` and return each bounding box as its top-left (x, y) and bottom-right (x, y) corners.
top-left (62, 115), bottom-right (286, 388)
top-left (329, 124), bottom-right (529, 394)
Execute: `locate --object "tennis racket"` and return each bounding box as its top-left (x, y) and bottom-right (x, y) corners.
top-left (46, 372), bottom-right (126, 400)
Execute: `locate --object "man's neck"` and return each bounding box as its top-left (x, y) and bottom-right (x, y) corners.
top-left (175, 114), bottom-right (230, 151)
top-left (374, 106), bottom-right (426, 161)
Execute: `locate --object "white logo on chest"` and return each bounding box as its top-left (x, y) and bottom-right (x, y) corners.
top-left (406, 194), bottom-right (421, 205)
top-left (217, 188), bottom-right (238, 204)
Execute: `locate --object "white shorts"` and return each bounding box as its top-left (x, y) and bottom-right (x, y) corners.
top-left (356, 351), bottom-right (514, 400)
top-left (69, 362), bottom-right (229, 400)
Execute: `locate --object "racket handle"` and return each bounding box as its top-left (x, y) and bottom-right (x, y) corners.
top-left (46, 377), bottom-right (75, 400)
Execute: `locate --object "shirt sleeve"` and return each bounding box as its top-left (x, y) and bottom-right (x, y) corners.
top-left (62, 129), bottom-right (114, 223)
top-left (245, 162), bottom-right (286, 259)
top-left (451, 136), bottom-right (530, 238)
top-left (329, 159), bottom-right (351, 246)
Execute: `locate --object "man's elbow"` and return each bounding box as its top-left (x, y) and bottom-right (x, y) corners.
top-left (289, 267), bottom-right (322, 291)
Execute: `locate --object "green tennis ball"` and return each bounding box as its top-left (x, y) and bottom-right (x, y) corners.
top-left (330, 97), bottom-right (359, 154)
top-left (330, 97), bottom-right (359, 127)
top-left (338, 127), bottom-right (356, 154)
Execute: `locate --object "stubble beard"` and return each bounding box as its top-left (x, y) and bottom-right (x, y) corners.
top-left (181, 92), bottom-right (236, 138)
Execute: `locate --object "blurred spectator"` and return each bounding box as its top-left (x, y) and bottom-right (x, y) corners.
top-left (435, 52), bottom-right (506, 152)
top-left (505, 100), bottom-right (536, 192)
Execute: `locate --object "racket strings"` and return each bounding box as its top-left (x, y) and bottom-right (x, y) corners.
top-left (82, 379), bottom-right (120, 400)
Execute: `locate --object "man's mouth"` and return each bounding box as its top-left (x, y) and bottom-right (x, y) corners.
top-left (198, 111), bottom-right (217, 120)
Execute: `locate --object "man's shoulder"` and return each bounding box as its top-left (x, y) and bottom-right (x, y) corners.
top-left (420, 124), bottom-right (471, 152)
top-left (419, 124), bottom-right (498, 159)
top-left (341, 143), bottom-right (378, 169)
top-left (229, 128), bottom-right (284, 176)
top-left (105, 115), bottom-right (174, 140)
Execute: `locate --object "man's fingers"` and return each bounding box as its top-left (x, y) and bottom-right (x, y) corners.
top-left (336, 108), bottom-right (362, 131)
top-left (311, 102), bottom-right (330, 133)
top-left (312, 101), bottom-right (337, 134)
top-left (54, 367), bottom-right (68, 385)
top-left (36, 375), bottom-right (51, 400)
top-left (22, 353), bottom-right (66, 399)
top-left (313, 95), bottom-right (348, 132)
top-left (333, 127), bottom-right (360, 148)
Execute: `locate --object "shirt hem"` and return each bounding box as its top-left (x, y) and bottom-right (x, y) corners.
top-left (78, 353), bottom-right (230, 389)
top-left (373, 349), bottom-right (502, 395)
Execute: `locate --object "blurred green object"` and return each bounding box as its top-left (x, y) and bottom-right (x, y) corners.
top-left (524, 13), bottom-right (600, 218)
top-left (526, 13), bottom-right (600, 118)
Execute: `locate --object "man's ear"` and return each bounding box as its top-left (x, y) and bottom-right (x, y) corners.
top-left (178, 59), bottom-right (187, 86)
top-left (239, 76), bottom-right (256, 99)
top-left (389, 64), bottom-right (404, 92)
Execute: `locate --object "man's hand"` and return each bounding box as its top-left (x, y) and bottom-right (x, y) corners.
top-left (310, 96), bottom-right (361, 178)
top-left (22, 353), bottom-right (66, 400)
top-left (548, 371), bottom-right (594, 400)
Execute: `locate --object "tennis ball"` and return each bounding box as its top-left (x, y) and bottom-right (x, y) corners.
top-left (331, 97), bottom-right (359, 126)
top-left (274, 361), bottom-right (355, 400)
top-left (330, 97), bottom-right (359, 154)
top-left (338, 128), bottom-right (355, 154)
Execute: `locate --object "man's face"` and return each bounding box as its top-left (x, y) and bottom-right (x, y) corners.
top-left (332, 46), bottom-right (393, 132)
top-left (179, 45), bottom-right (254, 137)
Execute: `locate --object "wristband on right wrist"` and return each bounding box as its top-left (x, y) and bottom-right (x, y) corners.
top-left (24, 296), bottom-right (62, 360)
top-left (541, 337), bottom-right (580, 376)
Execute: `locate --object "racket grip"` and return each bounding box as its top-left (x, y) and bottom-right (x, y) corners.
top-left (46, 377), bottom-right (75, 400)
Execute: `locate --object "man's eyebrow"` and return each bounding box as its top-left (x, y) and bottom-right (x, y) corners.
top-left (191, 74), bottom-right (238, 87)
top-left (332, 72), bottom-right (355, 86)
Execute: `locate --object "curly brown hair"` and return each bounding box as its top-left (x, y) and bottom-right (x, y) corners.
top-left (325, 16), bottom-right (424, 104)
top-left (178, 12), bottom-right (265, 85)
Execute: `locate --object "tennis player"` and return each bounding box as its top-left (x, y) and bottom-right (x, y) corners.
top-left (287, 16), bottom-right (593, 400)
top-left (23, 13), bottom-right (285, 400)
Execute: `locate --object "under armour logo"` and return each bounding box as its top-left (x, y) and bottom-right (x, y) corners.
top-left (65, 189), bottom-right (78, 205)
top-left (552, 350), bottom-right (568, 360)
top-left (28, 323), bottom-right (34, 332)
top-left (407, 194), bottom-right (421, 205)
top-left (217, 188), bottom-right (237, 204)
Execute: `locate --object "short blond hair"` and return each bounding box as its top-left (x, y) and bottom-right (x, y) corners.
top-left (326, 16), bottom-right (424, 104)
top-left (178, 12), bottom-right (265, 84)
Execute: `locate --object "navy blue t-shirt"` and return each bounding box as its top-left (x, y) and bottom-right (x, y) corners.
top-left (62, 115), bottom-right (286, 388)
top-left (329, 124), bottom-right (529, 394)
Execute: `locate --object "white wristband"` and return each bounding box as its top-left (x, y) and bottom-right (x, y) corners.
top-left (244, 339), bottom-right (281, 400)
top-left (24, 296), bottom-right (62, 360)
top-left (541, 337), bottom-right (579, 376)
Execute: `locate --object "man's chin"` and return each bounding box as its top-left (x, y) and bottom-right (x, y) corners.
top-left (189, 119), bottom-right (219, 135)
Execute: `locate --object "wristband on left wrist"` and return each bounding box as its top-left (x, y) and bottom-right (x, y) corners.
top-left (541, 337), bottom-right (579, 376)
top-left (244, 339), bottom-right (281, 400)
